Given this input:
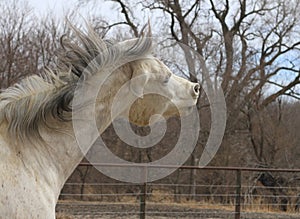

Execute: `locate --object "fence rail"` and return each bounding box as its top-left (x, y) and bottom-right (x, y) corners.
top-left (57, 164), bottom-right (300, 219)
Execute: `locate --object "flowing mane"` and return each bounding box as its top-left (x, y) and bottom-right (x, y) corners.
top-left (0, 26), bottom-right (152, 142)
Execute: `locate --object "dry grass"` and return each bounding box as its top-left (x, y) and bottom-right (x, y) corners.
top-left (56, 213), bottom-right (73, 219)
top-left (56, 189), bottom-right (300, 218)
top-left (56, 199), bottom-right (300, 219)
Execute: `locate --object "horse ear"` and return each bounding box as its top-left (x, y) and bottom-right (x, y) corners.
top-left (146, 19), bottom-right (152, 38)
top-left (130, 70), bottom-right (149, 98)
top-left (139, 19), bottom-right (152, 37)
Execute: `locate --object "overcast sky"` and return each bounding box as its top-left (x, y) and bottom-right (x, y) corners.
top-left (26, 0), bottom-right (120, 21)
top-left (27, 0), bottom-right (76, 16)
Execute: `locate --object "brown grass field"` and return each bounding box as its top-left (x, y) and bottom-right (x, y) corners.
top-left (56, 200), bottom-right (300, 219)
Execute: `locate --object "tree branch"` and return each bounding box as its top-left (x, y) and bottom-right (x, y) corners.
top-left (112, 0), bottom-right (139, 37)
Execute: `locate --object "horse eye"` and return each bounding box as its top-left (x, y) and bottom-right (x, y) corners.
top-left (163, 76), bottom-right (170, 84)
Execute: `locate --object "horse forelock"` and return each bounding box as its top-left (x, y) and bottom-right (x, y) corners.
top-left (58, 25), bottom-right (153, 79)
top-left (0, 25), bottom-right (153, 143)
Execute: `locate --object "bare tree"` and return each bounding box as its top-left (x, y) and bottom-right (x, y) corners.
top-left (75, 165), bottom-right (91, 200)
top-left (0, 0), bottom-right (35, 88)
top-left (0, 0), bottom-right (65, 89)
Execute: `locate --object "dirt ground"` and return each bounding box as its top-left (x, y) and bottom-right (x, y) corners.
top-left (56, 201), bottom-right (300, 219)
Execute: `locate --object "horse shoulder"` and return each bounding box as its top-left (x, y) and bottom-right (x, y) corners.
top-left (0, 133), bottom-right (56, 218)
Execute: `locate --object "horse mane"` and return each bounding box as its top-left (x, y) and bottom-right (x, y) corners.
top-left (0, 25), bottom-right (152, 142)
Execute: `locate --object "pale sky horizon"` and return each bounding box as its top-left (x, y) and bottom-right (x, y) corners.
top-left (27, 0), bottom-right (76, 16)
top-left (25, 0), bottom-right (120, 21)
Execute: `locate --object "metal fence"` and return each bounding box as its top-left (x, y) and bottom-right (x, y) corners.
top-left (56, 164), bottom-right (300, 219)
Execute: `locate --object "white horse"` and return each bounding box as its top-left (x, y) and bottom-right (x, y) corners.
top-left (0, 26), bottom-right (199, 218)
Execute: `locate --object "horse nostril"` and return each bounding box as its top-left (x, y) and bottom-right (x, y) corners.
top-left (193, 84), bottom-right (200, 95)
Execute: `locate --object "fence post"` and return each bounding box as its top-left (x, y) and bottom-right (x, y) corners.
top-left (235, 169), bottom-right (242, 219)
top-left (139, 166), bottom-right (147, 219)
top-left (139, 182), bottom-right (147, 219)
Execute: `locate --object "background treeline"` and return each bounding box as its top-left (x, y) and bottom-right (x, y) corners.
top-left (1, 0), bottom-right (300, 211)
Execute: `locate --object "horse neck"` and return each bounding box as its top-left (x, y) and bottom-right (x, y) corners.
top-left (37, 68), bottom-right (133, 201)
